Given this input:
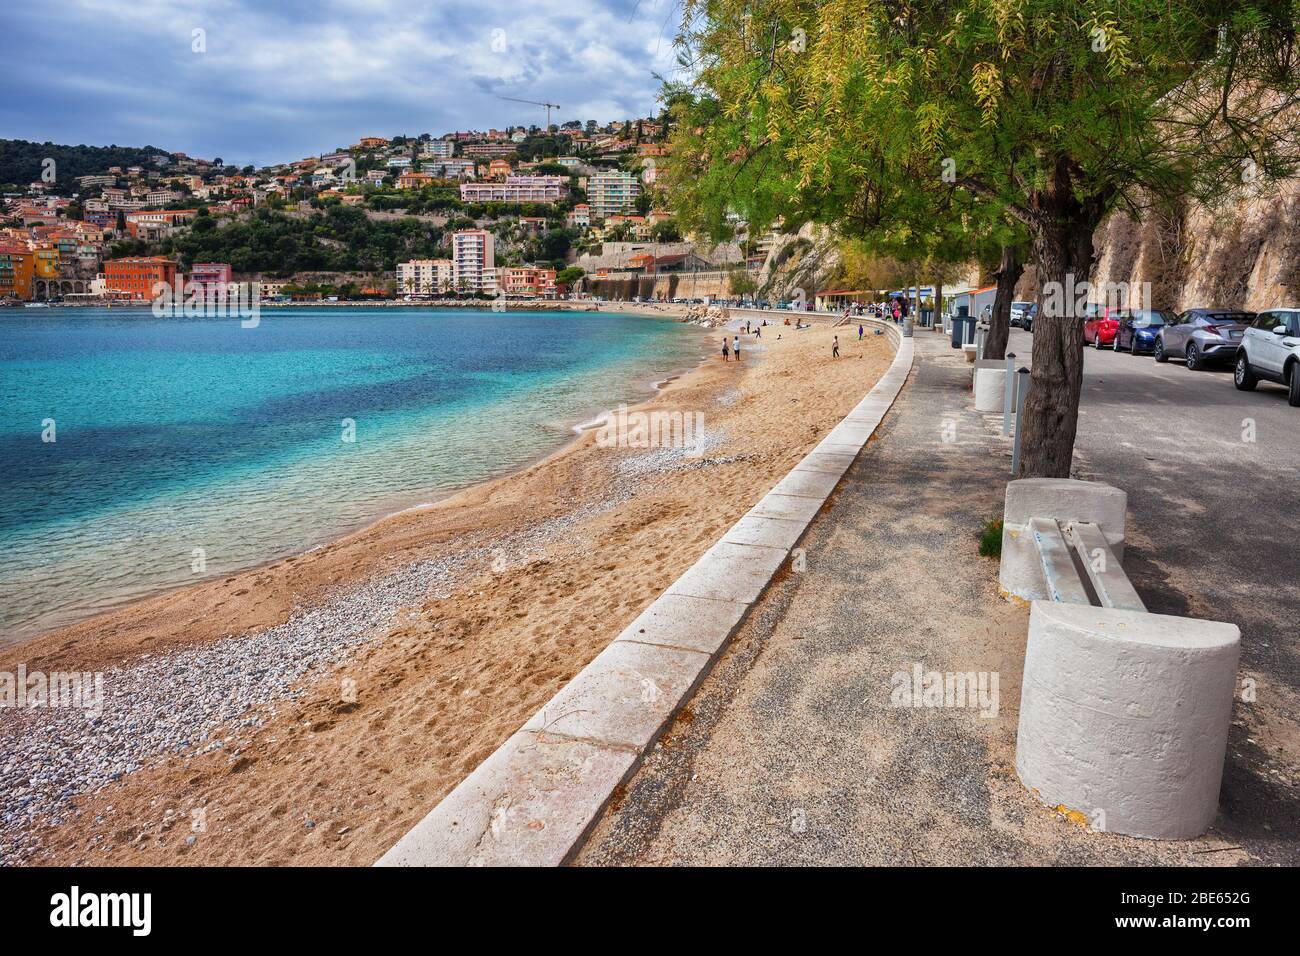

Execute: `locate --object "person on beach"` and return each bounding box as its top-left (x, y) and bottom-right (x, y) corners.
top-left (832, 335), bottom-right (840, 358)
top-left (733, 334), bottom-right (741, 360)
top-left (858, 324), bottom-right (864, 340)
top-left (755, 325), bottom-right (761, 339)
top-left (722, 337), bottom-right (730, 362)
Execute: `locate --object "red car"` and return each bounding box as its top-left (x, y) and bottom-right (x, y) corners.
top-left (1082, 304), bottom-right (1119, 348)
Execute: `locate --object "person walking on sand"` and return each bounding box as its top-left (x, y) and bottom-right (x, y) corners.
top-left (858, 324), bottom-right (864, 340)
top-left (722, 337), bottom-right (730, 362)
top-left (733, 334), bottom-right (741, 360)
top-left (832, 335), bottom-right (840, 358)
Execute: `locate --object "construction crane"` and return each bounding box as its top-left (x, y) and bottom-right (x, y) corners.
top-left (497, 95), bottom-right (561, 131)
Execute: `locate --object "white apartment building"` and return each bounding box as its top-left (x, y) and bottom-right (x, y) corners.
top-left (426, 159), bottom-right (476, 179)
top-left (396, 259), bottom-right (455, 295)
top-left (421, 139), bottom-right (455, 159)
top-left (452, 230), bottom-right (496, 292)
top-left (145, 189), bottom-right (183, 207)
top-left (458, 175), bottom-right (569, 204)
top-left (589, 169), bottom-right (641, 219)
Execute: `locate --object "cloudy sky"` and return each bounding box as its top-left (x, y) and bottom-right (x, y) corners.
top-left (2, 0), bottom-right (680, 166)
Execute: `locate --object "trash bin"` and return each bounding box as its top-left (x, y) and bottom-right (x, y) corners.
top-left (920, 308), bottom-right (933, 327)
top-left (951, 316), bottom-right (976, 349)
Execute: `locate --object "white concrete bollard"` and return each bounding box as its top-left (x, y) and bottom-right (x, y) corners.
top-left (999, 479), bottom-right (1127, 602)
top-left (1016, 601), bottom-right (1240, 839)
top-left (972, 361), bottom-right (1013, 412)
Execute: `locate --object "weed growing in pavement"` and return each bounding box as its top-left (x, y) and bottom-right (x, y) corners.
top-left (978, 519), bottom-right (1003, 558)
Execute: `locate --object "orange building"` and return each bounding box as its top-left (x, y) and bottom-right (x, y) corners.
top-left (34, 245), bottom-right (59, 280)
top-left (397, 171), bottom-right (434, 190)
top-left (103, 257), bottom-right (180, 299)
top-left (0, 244), bottom-right (35, 301)
top-left (500, 266), bottom-right (557, 297)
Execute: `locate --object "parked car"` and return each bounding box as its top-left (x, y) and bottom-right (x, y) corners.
top-left (1154, 309), bottom-right (1255, 370)
top-left (1081, 303), bottom-right (1119, 347)
top-left (1009, 301), bottom-right (1035, 329)
top-left (1114, 309), bottom-right (1176, 354)
top-left (1234, 308), bottom-right (1300, 405)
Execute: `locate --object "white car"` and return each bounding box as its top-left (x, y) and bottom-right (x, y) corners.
top-left (1234, 307), bottom-right (1300, 406)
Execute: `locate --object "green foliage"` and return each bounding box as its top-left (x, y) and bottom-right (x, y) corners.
top-left (728, 268), bottom-right (758, 295)
top-left (516, 134), bottom-right (574, 162)
top-left (978, 520), bottom-right (1003, 559)
top-left (157, 205), bottom-right (445, 274)
top-left (0, 138), bottom-right (170, 194)
top-left (650, 218), bottom-right (682, 242)
top-left (666, 1), bottom-right (1300, 249)
top-left (667, 0), bottom-right (1300, 476)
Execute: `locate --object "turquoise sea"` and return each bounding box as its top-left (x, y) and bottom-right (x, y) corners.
top-left (0, 307), bottom-right (708, 642)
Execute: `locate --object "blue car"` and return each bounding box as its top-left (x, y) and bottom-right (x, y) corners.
top-left (1115, 309), bottom-right (1175, 354)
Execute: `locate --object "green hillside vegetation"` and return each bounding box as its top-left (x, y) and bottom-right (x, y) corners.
top-left (0, 139), bottom-right (170, 193)
top-left (109, 205), bottom-right (446, 275)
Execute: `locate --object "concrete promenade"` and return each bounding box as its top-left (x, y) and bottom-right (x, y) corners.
top-left (577, 328), bottom-right (1285, 865)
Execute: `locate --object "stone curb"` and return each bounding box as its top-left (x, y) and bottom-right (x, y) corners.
top-left (375, 317), bottom-right (915, 867)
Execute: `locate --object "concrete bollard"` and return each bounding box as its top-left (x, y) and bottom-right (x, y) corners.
top-left (999, 479), bottom-right (1127, 602)
top-left (1016, 601), bottom-right (1240, 839)
top-left (972, 360), bottom-right (1015, 412)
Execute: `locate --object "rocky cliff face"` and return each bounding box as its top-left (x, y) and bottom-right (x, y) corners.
top-left (758, 223), bottom-right (844, 300)
top-left (757, 180), bottom-right (1300, 312)
top-left (1031, 180), bottom-right (1300, 311)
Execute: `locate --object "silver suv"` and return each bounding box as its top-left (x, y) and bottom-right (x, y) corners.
top-left (1154, 309), bottom-right (1254, 370)
top-left (1234, 308), bottom-right (1300, 406)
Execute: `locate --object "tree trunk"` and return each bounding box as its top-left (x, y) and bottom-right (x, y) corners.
top-left (1017, 162), bottom-right (1109, 478)
top-left (985, 244), bottom-right (1022, 361)
top-left (934, 280), bottom-right (944, 329)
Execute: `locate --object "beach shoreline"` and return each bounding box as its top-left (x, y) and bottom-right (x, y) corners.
top-left (0, 304), bottom-right (717, 650)
top-left (0, 303), bottom-right (711, 647)
top-left (0, 317), bottom-right (891, 866)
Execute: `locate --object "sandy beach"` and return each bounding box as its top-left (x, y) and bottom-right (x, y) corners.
top-left (0, 314), bottom-right (892, 866)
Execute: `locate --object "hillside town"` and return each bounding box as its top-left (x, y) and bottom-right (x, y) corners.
top-left (0, 116), bottom-right (762, 307)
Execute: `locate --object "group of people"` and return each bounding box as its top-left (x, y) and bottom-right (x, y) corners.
top-left (841, 298), bottom-right (910, 323)
top-left (721, 318), bottom-right (769, 361)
